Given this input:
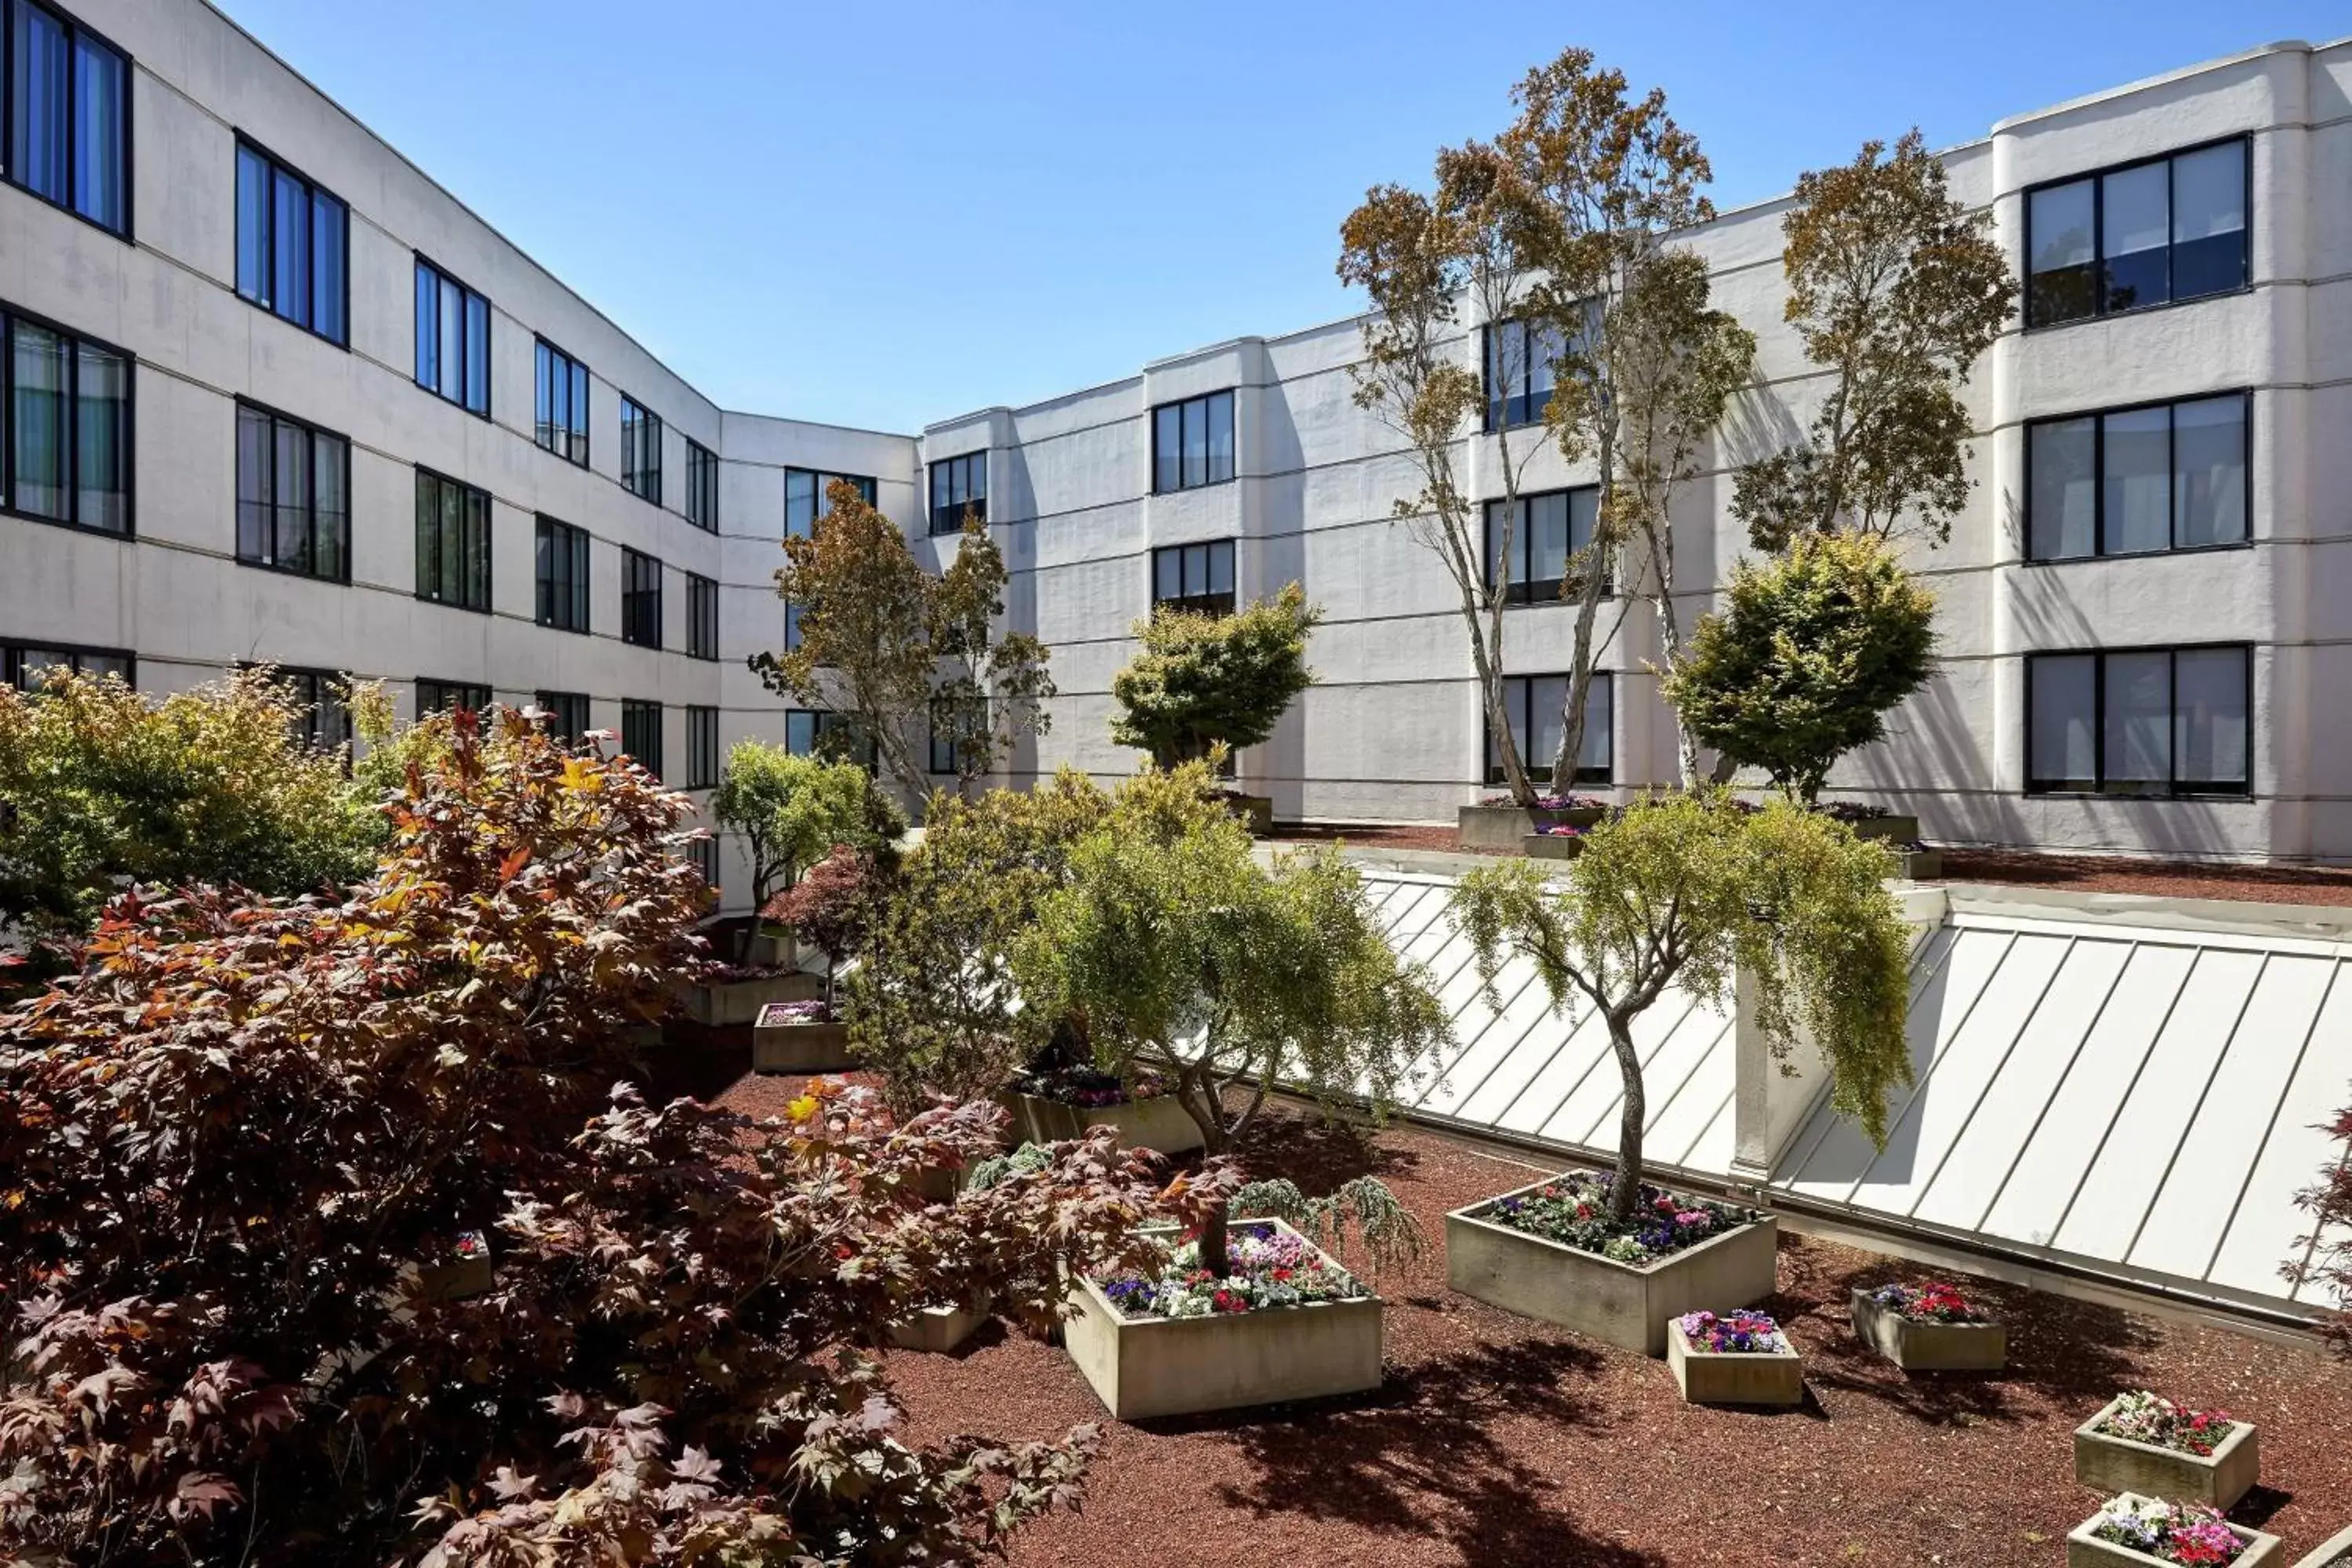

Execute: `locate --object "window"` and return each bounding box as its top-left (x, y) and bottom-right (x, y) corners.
top-left (414, 470), bottom-right (490, 612)
top-left (785, 468), bottom-right (876, 538)
top-left (686, 571), bottom-right (718, 661)
top-left (686, 704), bottom-right (718, 789)
top-left (234, 141), bottom-right (345, 344)
top-left (535, 690), bottom-right (590, 742)
top-left (620, 396), bottom-right (662, 505)
top-left (1151, 539), bottom-right (1236, 617)
top-left (534, 339), bottom-right (589, 465)
top-left (688, 833), bottom-right (719, 890)
top-left (269, 666), bottom-right (352, 750)
top-left (1151, 391), bottom-right (1235, 494)
top-left (2026, 393), bottom-right (2249, 561)
top-left (785, 708), bottom-right (862, 761)
top-left (416, 678), bottom-right (490, 717)
top-left (535, 517), bottom-right (590, 633)
top-left (2, 304), bottom-right (130, 534)
top-left (3, 1), bottom-right (127, 234)
top-left (236, 404), bottom-right (349, 582)
top-left (621, 699), bottom-right (662, 775)
top-left (2027, 646), bottom-right (2249, 797)
top-left (413, 257), bottom-right (489, 416)
top-left (685, 437), bottom-right (718, 531)
top-left (621, 548), bottom-right (662, 648)
top-left (928, 450), bottom-right (988, 534)
top-left (929, 695), bottom-right (985, 775)
top-left (1488, 673), bottom-right (1613, 786)
top-left (1484, 318), bottom-right (1567, 431)
top-left (2026, 140), bottom-right (2248, 329)
top-left (1484, 487), bottom-right (1602, 602)
top-left (2, 640), bottom-right (129, 688)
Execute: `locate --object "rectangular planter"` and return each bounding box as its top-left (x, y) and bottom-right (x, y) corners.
top-left (678, 971), bottom-right (823, 1027)
top-left (1668, 1322), bottom-right (1803, 1406)
top-left (1457, 803), bottom-right (1606, 851)
top-left (1521, 832), bottom-right (1584, 861)
top-left (1849, 1288), bottom-right (2006, 1371)
top-left (2074, 1396), bottom-right (2259, 1509)
top-left (1893, 847), bottom-right (1943, 880)
top-left (2292, 1523), bottom-right (2352, 1568)
top-left (1221, 793), bottom-right (1274, 836)
top-left (2067, 1494), bottom-right (2280, 1567)
top-left (887, 1299), bottom-right (991, 1352)
top-left (1846, 814), bottom-right (1920, 844)
top-left (1063, 1221), bottom-right (1383, 1419)
top-left (751, 1012), bottom-right (853, 1073)
top-left (1446, 1176), bottom-right (1779, 1356)
top-left (997, 1089), bottom-right (1207, 1156)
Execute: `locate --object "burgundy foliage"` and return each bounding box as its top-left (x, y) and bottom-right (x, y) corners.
top-left (2292, 1098), bottom-right (2352, 1355)
top-left (776, 844), bottom-right (882, 1007)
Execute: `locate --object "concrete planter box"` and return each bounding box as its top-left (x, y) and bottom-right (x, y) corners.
top-left (417, 1233), bottom-right (492, 1301)
top-left (1445, 1176), bottom-right (1779, 1356)
top-left (1063, 1221), bottom-right (1383, 1419)
top-left (751, 1010), bottom-right (853, 1073)
top-left (2074, 1396), bottom-right (2259, 1508)
top-left (1849, 1288), bottom-right (2006, 1371)
top-left (997, 1090), bottom-right (1206, 1156)
top-left (1892, 847), bottom-right (1944, 880)
top-left (678, 971), bottom-right (822, 1027)
top-left (1458, 803), bottom-right (1607, 851)
top-left (2067, 1495), bottom-right (2280, 1567)
top-left (1220, 793), bottom-right (1275, 835)
top-left (887, 1299), bottom-right (991, 1352)
top-left (1846, 814), bottom-right (1920, 844)
top-left (744, 927), bottom-right (798, 968)
top-left (1521, 832), bottom-right (1585, 861)
top-left (1668, 1321), bottom-right (1803, 1406)
top-left (2292, 1523), bottom-right (2352, 1567)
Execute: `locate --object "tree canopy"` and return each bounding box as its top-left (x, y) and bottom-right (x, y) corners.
top-left (709, 740), bottom-right (881, 911)
top-left (1109, 583), bottom-right (1323, 768)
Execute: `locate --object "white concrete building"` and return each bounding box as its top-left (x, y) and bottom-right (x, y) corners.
top-left (4, 1), bottom-right (2349, 906)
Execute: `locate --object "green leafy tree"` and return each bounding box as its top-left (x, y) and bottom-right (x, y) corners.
top-left (1109, 583), bottom-right (1323, 768)
top-left (1453, 790), bottom-right (1911, 1223)
top-left (1014, 764), bottom-right (1452, 1270)
top-left (1664, 532), bottom-right (1939, 804)
top-left (0, 665), bottom-right (373, 948)
top-left (750, 482), bottom-right (1053, 801)
top-left (1733, 130), bottom-right (2018, 551)
top-left (710, 741), bottom-right (877, 912)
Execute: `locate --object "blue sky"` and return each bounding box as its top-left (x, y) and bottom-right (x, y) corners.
top-left (216, 2), bottom-right (2347, 434)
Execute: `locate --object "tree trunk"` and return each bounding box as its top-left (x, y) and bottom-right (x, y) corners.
top-left (1199, 1201), bottom-right (1232, 1282)
top-left (1606, 1011), bottom-right (1646, 1223)
top-left (1550, 508), bottom-right (1614, 786)
top-left (1172, 1061), bottom-right (1235, 1275)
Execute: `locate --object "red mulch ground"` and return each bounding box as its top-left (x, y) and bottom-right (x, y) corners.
top-left (655, 1042), bottom-right (2352, 1568)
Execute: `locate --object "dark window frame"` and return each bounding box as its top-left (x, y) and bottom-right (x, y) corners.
top-left (1, 299), bottom-right (135, 538)
top-left (2023, 135), bottom-right (2253, 332)
top-left (1481, 318), bottom-right (1566, 433)
top-left (533, 336), bottom-right (590, 466)
top-left (1483, 485), bottom-right (1606, 603)
top-left (621, 546), bottom-right (662, 649)
top-left (234, 398), bottom-right (351, 583)
top-left (684, 435), bottom-right (718, 531)
top-left (534, 514), bottom-right (592, 634)
top-left (685, 703), bottom-right (718, 789)
top-left (928, 694), bottom-right (987, 775)
top-left (2023, 390), bottom-right (2253, 562)
top-left (1149, 390), bottom-right (1236, 495)
top-left (1, 0), bottom-right (132, 239)
top-left (535, 689), bottom-right (590, 743)
top-left (257, 664), bottom-right (354, 750)
top-left (2, 638), bottom-right (132, 688)
top-left (1485, 670), bottom-right (1615, 787)
top-left (2024, 643), bottom-right (2253, 799)
top-left (232, 134), bottom-right (348, 347)
top-left (415, 677), bottom-right (491, 717)
top-left (620, 394), bottom-right (663, 506)
top-left (413, 466), bottom-right (492, 612)
top-left (927, 449), bottom-right (989, 535)
top-left (1149, 539), bottom-right (1236, 618)
top-left (784, 467), bottom-right (877, 539)
top-left (783, 707), bottom-right (869, 766)
top-left (412, 254), bottom-right (492, 417)
top-left (684, 570), bottom-right (718, 661)
top-left (620, 699), bottom-right (662, 776)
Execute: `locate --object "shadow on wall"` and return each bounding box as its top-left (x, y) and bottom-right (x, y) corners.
top-left (1251, 390), bottom-right (1312, 822)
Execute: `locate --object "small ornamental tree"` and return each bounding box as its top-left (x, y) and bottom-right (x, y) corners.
top-left (775, 844), bottom-right (880, 1011)
top-left (750, 482), bottom-right (1053, 801)
top-left (1014, 764), bottom-right (1452, 1272)
top-left (1110, 584), bottom-right (1323, 769)
top-left (1663, 532), bottom-right (1939, 804)
top-left (0, 709), bottom-right (1172, 1565)
top-left (1453, 790), bottom-right (1912, 1224)
top-left (2290, 1097), bottom-right (2352, 1357)
top-left (709, 740), bottom-right (874, 912)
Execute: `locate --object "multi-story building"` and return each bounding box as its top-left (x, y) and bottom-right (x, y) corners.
top-left (4, 1), bottom-right (2348, 906)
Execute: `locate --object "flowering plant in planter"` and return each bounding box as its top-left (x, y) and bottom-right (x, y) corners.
top-left (1535, 823), bottom-right (1583, 838)
top-left (1013, 1062), bottom-right (1171, 1108)
top-left (1675, 1309), bottom-right (1787, 1353)
top-left (1867, 1280), bottom-right (1987, 1323)
top-left (1817, 800), bottom-right (1894, 823)
top-left (1479, 792), bottom-right (1613, 811)
top-left (1096, 1223), bottom-right (1370, 1320)
top-left (2094, 1391), bottom-right (2238, 1457)
top-left (1484, 1171), bottom-right (1746, 1265)
top-left (760, 998), bottom-right (833, 1025)
top-left (2087, 1495), bottom-right (2252, 1565)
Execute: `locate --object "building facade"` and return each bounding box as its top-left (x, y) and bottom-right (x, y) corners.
top-left (3, 1), bottom-right (2348, 906)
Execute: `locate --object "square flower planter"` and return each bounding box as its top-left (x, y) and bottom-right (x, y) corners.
top-left (1445, 1176), bottom-right (1778, 1356)
top-left (1845, 813), bottom-right (1920, 844)
top-left (751, 1006), bottom-right (854, 1073)
top-left (1668, 1319), bottom-right (1803, 1406)
top-left (2292, 1523), bottom-right (2352, 1568)
top-left (678, 970), bottom-right (823, 1027)
top-left (2074, 1396), bottom-right (2259, 1509)
top-left (1062, 1222), bottom-right (1383, 1419)
top-left (1520, 833), bottom-right (1584, 861)
top-left (996, 1090), bottom-right (1206, 1156)
top-left (887, 1299), bottom-right (991, 1353)
top-left (1849, 1287), bottom-right (2006, 1372)
top-left (1219, 793), bottom-right (1275, 836)
top-left (1457, 803), bottom-right (1606, 851)
top-left (2066, 1494), bottom-right (2281, 1566)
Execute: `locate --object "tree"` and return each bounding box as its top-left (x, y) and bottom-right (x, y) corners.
top-left (1453, 790), bottom-right (1911, 1223)
top-left (750, 482), bottom-right (1053, 801)
top-left (0, 665), bottom-right (374, 950)
top-left (0, 708), bottom-right (1171, 1565)
top-left (1733, 130), bottom-right (2017, 552)
top-left (1663, 532), bottom-right (1939, 804)
top-left (775, 844), bottom-right (880, 1011)
top-left (1109, 583), bottom-right (1323, 768)
top-left (709, 741), bottom-right (875, 913)
top-left (1014, 764), bottom-right (1451, 1271)
top-left (2290, 1097), bottom-right (2352, 1358)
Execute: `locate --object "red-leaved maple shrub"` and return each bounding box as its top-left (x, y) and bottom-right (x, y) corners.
top-left (2292, 1096), bottom-right (2352, 1356)
top-left (775, 843), bottom-right (880, 1011)
top-left (0, 710), bottom-right (1177, 1565)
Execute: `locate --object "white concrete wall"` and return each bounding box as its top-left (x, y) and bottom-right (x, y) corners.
top-left (4, 5), bottom-right (2347, 897)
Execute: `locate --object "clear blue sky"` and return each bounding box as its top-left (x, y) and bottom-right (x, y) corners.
top-left (216, 1), bottom-right (2346, 434)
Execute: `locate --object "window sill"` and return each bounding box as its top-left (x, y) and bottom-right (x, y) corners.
top-left (2022, 281), bottom-right (2255, 335)
top-left (2023, 788), bottom-right (2253, 801)
top-left (235, 292), bottom-right (350, 351)
top-left (1, 176), bottom-right (132, 244)
top-left (536, 622), bottom-right (593, 637)
top-left (2020, 539), bottom-right (2253, 566)
top-left (2, 507), bottom-right (134, 542)
top-left (1150, 476), bottom-right (1238, 497)
top-left (415, 593), bottom-right (492, 615)
top-left (412, 379), bottom-right (492, 421)
top-left (237, 554), bottom-right (350, 586)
